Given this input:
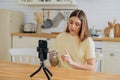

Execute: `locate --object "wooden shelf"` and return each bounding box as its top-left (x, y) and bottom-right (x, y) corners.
top-left (18, 0), bottom-right (77, 6)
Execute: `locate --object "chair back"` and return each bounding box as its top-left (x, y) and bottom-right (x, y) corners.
top-left (9, 48), bottom-right (50, 66)
top-left (96, 53), bottom-right (103, 71)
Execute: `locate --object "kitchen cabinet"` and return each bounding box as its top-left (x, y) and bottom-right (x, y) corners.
top-left (12, 36), bottom-right (55, 66)
top-left (12, 36), bottom-right (31, 48)
top-left (101, 42), bottom-right (120, 74)
top-left (18, 0), bottom-right (76, 6)
top-left (12, 36), bottom-right (56, 50)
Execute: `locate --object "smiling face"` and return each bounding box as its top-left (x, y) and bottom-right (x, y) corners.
top-left (68, 17), bottom-right (81, 36)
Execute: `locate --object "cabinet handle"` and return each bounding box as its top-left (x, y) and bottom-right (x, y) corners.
top-left (47, 38), bottom-right (50, 40)
top-left (110, 53), bottom-right (114, 56)
top-left (19, 36), bottom-right (23, 38)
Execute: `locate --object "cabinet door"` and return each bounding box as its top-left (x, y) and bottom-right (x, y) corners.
top-left (30, 37), bottom-right (49, 48)
top-left (12, 36), bottom-right (56, 66)
top-left (101, 42), bottom-right (120, 74)
top-left (12, 36), bottom-right (31, 48)
top-left (13, 36), bottom-right (56, 49)
top-left (101, 52), bottom-right (120, 74)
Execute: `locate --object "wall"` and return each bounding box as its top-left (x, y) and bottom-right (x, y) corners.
top-left (0, 0), bottom-right (120, 34)
top-left (77, 0), bottom-right (120, 29)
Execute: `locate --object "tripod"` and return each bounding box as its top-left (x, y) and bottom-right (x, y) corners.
top-left (30, 40), bottom-right (53, 80)
top-left (30, 60), bottom-right (53, 80)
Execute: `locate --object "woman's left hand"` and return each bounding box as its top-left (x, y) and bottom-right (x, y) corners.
top-left (61, 49), bottom-right (74, 65)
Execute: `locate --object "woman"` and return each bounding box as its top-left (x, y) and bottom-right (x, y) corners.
top-left (49, 9), bottom-right (96, 71)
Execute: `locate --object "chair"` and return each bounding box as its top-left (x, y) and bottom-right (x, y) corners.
top-left (95, 53), bottom-right (103, 72)
top-left (9, 48), bottom-right (50, 66)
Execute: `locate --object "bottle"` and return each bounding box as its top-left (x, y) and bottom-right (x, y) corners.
top-left (109, 28), bottom-right (114, 38)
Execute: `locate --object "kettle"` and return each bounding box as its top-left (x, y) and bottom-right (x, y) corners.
top-left (23, 23), bottom-right (36, 33)
top-left (90, 26), bottom-right (97, 36)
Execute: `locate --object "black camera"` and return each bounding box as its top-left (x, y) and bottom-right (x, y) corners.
top-left (37, 40), bottom-right (48, 61)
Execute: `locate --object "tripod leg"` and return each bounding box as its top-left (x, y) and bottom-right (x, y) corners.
top-left (44, 67), bottom-right (53, 77)
top-left (30, 65), bottom-right (42, 77)
top-left (43, 67), bottom-right (50, 80)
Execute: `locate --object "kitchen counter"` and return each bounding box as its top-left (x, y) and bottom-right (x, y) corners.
top-left (11, 33), bottom-right (120, 42)
top-left (93, 37), bottom-right (120, 42)
top-left (11, 32), bottom-right (57, 38)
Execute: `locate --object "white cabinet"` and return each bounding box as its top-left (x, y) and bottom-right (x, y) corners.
top-left (12, 36), bottom-right (55, 66)
top-left (18, 0), bottom-right (76, 6)
top-left (101, 42), bottom-right (120, 74)
top-left (12, 36), bottom-right (56, 50)
top-left (13, 36), bottom-right (32, 48)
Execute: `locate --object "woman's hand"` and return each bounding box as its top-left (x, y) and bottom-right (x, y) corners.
top-left (61, 49), bottom-right (96, 71)
top-left (61, 49), bottom-right (74, 65)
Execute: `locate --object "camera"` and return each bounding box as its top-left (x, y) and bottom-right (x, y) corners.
top-left (37, 40), bottom-right (48, 61)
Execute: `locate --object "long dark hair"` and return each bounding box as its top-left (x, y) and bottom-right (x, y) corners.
top-left (66, 9), bottom-right (91, 41)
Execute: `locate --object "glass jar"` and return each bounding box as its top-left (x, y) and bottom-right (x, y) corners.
top-left (49, 50), bottom-right (58, 67)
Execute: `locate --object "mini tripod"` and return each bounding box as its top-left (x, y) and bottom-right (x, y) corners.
top-left (30, 40), bottom-right (53, 80)
top-left (30, 60), bottom-right (53, 80)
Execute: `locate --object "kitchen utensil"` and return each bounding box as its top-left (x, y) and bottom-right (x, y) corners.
top-left (23, 23), bottom-right (35, 33)
top-left (63, 11), bottom-right (70, 21)
top-left (112, 18), bottom-right (116, 28)
top-left (90, 26), bottom-right (99, 37)
top-left (52, 11), bottom-right (65, 27)
top-left (108, 21), bottom-right (113, 28)
top-left (41, 10), bottom-right (53, 28)
top-left (104, 27), bottom-right (110, 37)
top-left (104, 19), bottom-right (117, 37)
top-left (108, 19), bottom-right (116, 29)
top-left (114, 23), bottom-right (120, 37)
top-left (41, 19), bottom-right (52, 28)
top-left (90, 28), bottom-right (97, 36)
top-left (109, 28), bottom-right (114, 38)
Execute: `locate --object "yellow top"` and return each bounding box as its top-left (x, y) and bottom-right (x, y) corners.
top-left (53, 32), bottom-right (96, 69)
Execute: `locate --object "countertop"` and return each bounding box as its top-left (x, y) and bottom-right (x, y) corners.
top-left (11, 33), bottom-right (120, 42)
top-left (0, 61), bottom-right (120, 80)
top-left (11, 32), bottom-right (57, 38)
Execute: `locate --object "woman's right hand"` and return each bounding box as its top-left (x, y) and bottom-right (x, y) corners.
top-left (61, 49), bottom-right (74, 65)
